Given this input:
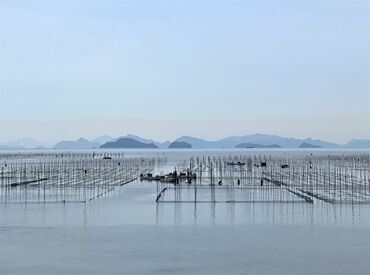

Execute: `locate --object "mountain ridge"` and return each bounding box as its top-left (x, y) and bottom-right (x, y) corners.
top-left (2, 134), bottom-right (370, 149)
top-left (100, 138), bottom-right (158, 149)
top-left (0, 138), bottom-right (47, 149)
top-left (53, 138), bottom-right (100, 149)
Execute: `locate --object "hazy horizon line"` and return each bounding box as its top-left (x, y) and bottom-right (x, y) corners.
top-left (1, 132), bottom-right (370, 147)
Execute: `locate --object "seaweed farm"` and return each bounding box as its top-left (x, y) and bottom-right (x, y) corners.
top-left (1, 150), bottom-right (370, 275)
top-left (156, 154), bottom-right (370, 204)
top-left (0, 152), bottom-right (165, 203)
top-left (1, 151), bottom-right (369, 205)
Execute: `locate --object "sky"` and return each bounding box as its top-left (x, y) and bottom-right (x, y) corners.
top-left (0, 0), bottom-right (369, 144)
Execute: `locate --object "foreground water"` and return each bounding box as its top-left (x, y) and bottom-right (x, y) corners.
top-left (1, 150), bottom-right (370, 274)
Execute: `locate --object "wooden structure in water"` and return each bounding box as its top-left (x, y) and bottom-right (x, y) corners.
top-left (1, 151), bottom-right (369, 205)
top-left (0, 152), bottom-right (165, 203)
top-left (140, 170), bottom-right (196, 183)
top-left (156, 154), bottom-right (370, 204)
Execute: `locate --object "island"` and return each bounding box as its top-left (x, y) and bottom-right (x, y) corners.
top-left (168, 141), bottom-right (192, 149)
top-left (53, 138), bottom-right (99, 149)
top-left (299, 142), bottom-right (321, 149)
top-left (236, 143), bottom-right (282, 149)
top-left (100, 138), bottom-right (158, 149)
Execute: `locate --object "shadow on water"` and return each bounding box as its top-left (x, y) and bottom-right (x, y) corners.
top-left (154, 198), bottom-right (369, 227)
top-left (1, 180), bottom-right (369, 228)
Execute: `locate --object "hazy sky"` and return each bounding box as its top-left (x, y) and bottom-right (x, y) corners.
top-left (1, 0), bottom-right (369, 144)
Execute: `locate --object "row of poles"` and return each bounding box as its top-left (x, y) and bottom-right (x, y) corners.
top-left (157, 154), bottom-right (370, 204)
top-left (0, 152), bottom-right (165, 203)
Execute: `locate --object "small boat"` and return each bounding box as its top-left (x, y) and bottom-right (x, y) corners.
top-left (140, 170), bottom-right (196, 183)
top-left (227, 162), bottom-right (246, 166)
top-left (140, 173), bottom-right (163, 181)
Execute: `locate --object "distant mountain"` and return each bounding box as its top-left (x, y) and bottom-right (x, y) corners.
top-left (299, 142), bottom-right (321, 149)
top-left (93, 135), bottom-right (114, 145)
top-left (0, 145), bottom-right (26, 150)
top-left (100, 138), bottom-right (158, 149)
top-left (4, 134), bottom-right (370, 150)
top-left (175, 136), bottom-right (221, 148)
top-left (168, 141), bottom-right (192, 149)
top-left (1, 138), bottom-right (47, 149)
top-left (344, 139), bottom-right (370, 149)
top-left (176, 134), bottom-right (340, 149)
top-left (117, 134), bottom-right (170, 148)
top-left (218, 134), bottom-right (340, 149)
top-left (302, 138), bottom-right (338, 148)
top-left (53, 138), bottom-right (99, 149)
top-left (236, 143), bottom-right (281, 149)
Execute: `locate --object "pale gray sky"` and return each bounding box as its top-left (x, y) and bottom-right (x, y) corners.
top-left (1, 0), bottom-right (369, 144)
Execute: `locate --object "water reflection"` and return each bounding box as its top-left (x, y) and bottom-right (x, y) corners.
top-left (1, 187), bottom-right (369, 228)
top-left (155, 200), bottom-right (370, 227)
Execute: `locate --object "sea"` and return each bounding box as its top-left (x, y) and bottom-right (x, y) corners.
top-left (1, 149), bottom-right (369, 275)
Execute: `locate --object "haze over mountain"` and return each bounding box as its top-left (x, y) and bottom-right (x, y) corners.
top-left (101, 138), bottom-right (158, 149)
top-left (0, 138), bottom-right (47, 149)
top-left (115, 134), bottom-right (170, 149)
top-left (53, 138), bottom-right (100, 149)
top-left (345, 139), bottom-right (370, 149)
top-left (89, 134), bottom-right (370, 149)
top-left (93, 135), bottom-right (114, 145)
top-left (176, 134), bottom-right (341, 149)
top-left (1, 134), bottom-right (370, 150)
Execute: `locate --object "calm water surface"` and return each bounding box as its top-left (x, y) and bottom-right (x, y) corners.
top-left (1, 150), bottom-right (370, 274)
